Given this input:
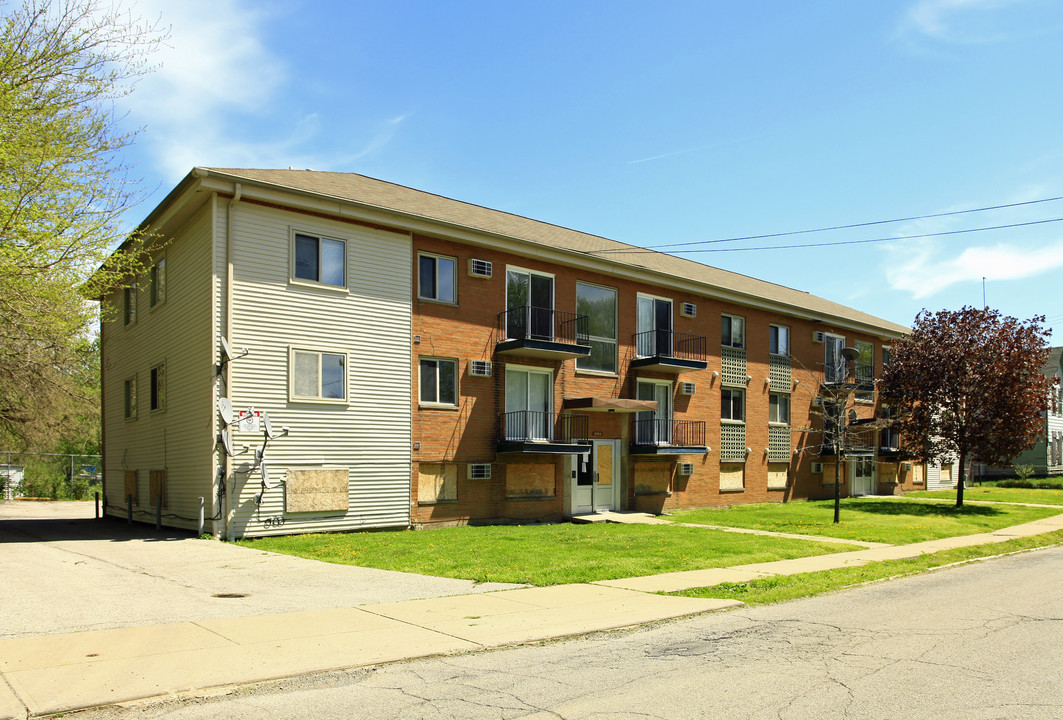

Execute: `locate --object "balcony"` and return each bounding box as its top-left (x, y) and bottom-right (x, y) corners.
top-left (497, 411), bottom-right (592, 454)
top-left (496, 307), bottom-right (592, 359)
top-left (630, 330), bottom-right (708, 373)
top-left (630, 418), bottom-right (708, 455)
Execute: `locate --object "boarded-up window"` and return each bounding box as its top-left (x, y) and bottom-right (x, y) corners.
top-left (418, 463), bottom-right (458, 503)
top-left (124, 470), bottom-right (137, 505)
top-left (911, 463), bottom-right (925, 485)
top-left (720, 463), bottom-right (745, 492)
top-left (505, 463), bottom-right (555, 498)
top-left (767, 463), bottom-right (788, 490)
top-left (149, 470), bottom-right (166, 508)
top-left (285, 468), bottom-right (350, 512)
top-left (634, 464), bottom-right (672, 494)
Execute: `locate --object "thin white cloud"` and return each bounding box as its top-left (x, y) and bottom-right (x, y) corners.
top-left (885, 237), bottom-right (1063, 298)
top-left (898, 0), bottom-right (1052, 45)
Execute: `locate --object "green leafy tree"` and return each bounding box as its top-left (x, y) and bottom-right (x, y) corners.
top-left (0, 0), bottom-right (164, 449)
top-left (879, 307), bottom-right (1053, 507)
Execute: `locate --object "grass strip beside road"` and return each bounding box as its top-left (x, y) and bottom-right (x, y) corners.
top-left (905, 487), bottom-right (1063, 506)
top-left (665, 498), bottom-right (1059, 543)
top-left (240, 524), bottom-right (860, 586)
top-left (669, 529), bottom-right (1063, 606)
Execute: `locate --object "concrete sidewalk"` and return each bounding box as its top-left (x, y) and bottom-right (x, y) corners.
top-left (2, 511), bottom-right (1062, 719)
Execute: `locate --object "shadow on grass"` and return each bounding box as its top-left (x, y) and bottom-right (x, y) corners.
top-left (838, 500), bottom-right (1001, 518)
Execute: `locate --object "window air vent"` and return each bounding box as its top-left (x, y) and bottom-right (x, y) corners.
top-left (680, 382), bottom-right (696, 396)
top-left (680, 302), bottom-right (697, 318)
top-left (678, 462), bottom-right (694, 476)
top-left (811, 462), bottom-right (824, 473)
top-left (468, 259), bottom-right (493, 278)
top-left (812, 396), bottom-right (824, 407)
top-left (812, 331), bottom-right (826, 343)
top-left (469, 360), bottom-right (493, 377)
top-left (468, 463), bottom-right (492, 480)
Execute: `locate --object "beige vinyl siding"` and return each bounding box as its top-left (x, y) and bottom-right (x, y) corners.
top-left (223, 202), bottom-right (412, 538)
top-left (101, 202), bottom-right (216, 530)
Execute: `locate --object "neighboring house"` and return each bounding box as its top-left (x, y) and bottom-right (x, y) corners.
top-left (97, 168), bottom-right (916, 538)
top-left (977, 346), bottom-right (1063, 478)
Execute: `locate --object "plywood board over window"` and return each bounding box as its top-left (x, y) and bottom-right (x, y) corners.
top-left (149, 470), bottom-right (166, 508)
top-left (285, 468), bottom-right (350, 512)
top-left (767, 463), bottom-right (788, 490)
top-left (124, 470), bottom-right (138, 505)
top-left (720, 463), bottom-right (745, 492)
top-left (634, 464), bottom-right (672, 494)
top-left (506, 463), bottom-right (555, 498)
top-left (418, 463), bottom-right (457, 503)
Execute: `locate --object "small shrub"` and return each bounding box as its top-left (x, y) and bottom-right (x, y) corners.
top-left (1014, 465), bottom-right (1036, 482)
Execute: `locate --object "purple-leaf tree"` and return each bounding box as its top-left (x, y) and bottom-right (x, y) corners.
top-left (879, 307), bottom-right (1053, 507)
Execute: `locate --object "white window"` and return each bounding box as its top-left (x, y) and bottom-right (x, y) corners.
top-left (506, 268), bottom-right (555, 340)
top-left (769, 324), bottom-right (789, 356)
top-left (150, 258), bottom-right (166, 307)
top-left (769, 393), bottom-right (790, 424)
top-left (418, 253), bottom-right (456, 303)
top-left (636, 379), bottom-right (673, 445)
top-left (123, 283), bottom-right (137, 325)
top-left (722, 314), bottom-right (745, 349)
top-left (290, 349), bottom-right (347, 401)
top-left (505, 366), bottom-right (553, 440)
top-left (722, 387), bottom-right (745, 422)
top-left (123, 375), bottom-right (137, 420)
top-left (576, 282), bottom-right (617, 374)
top-left (419, 357), bottom-right (458, 406)
top-left (293, 232), bottom-right (345, 287)
top-left (636, 294), bottom-right (673, 356)
top-left (149, 363), bottom-right (165, 413)
top-left (824, 334), bottom-right (845, 384)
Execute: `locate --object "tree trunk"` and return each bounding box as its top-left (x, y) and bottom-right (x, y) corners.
top-left (833, 455), bottom-right (841, 523)
top-left (955, 449), bottom-right (966, 508)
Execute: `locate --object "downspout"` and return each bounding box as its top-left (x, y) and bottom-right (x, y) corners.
top-left (224, 183), bottom-right (241, 540)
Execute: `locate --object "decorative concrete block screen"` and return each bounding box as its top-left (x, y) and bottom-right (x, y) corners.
top-left (768, 425), bottom-right (791, 462)
top-left (634, 464), bottom-right (672, 494)
top-left (768, 355), bottom-right (791, 392)
top-left (720, 347), bottom-right (747, 386)
top-left (506, 463), bottom-right (554, 498)
top-left (720, 463), bottom-right (745, 492)
top-left (767, 463), bottom-right (788, 490)
top-left (720, 423), bottom-right (746, 462)
top-left (285, 468), bottom-right (350, 512)
top-left (418, 463), bottom-right (457, 503)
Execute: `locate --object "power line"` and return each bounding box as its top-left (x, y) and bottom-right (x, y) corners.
top-left (585, 194), bottom-right (1063, 254)
top-left (591, 217), bottom-right (1063, 255)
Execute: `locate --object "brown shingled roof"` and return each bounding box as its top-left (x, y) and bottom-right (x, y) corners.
top-left (202, 167), bottom-right (910, 336)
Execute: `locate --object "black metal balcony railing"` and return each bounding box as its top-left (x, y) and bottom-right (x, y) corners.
top-left (632, 418), bottom-right (706, 447)
top-left (498, 306), bottom-right (589, 346)
top-left (500, 410), bottom-right (589, 444)
top-left (633, 329), bottom-right (707, 362)
top-left (855, 363), bottom-right (874, 390)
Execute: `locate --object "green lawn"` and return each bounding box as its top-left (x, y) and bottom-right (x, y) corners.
top-left (239, 523), bottom-right (859, 586)
top-left (664, 498), bottom-right (1060, 544)
top-left (905, 487), bottom-right (1063, 506)
top-left (671, 529), bottom-right (1063, 606)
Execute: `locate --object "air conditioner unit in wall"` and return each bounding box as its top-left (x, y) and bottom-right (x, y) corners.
top-left (812, 331), bottom-right (826, 343)
top-left (680, 382), bottom-right (696, 395)
top-left (811, 462), bottom-right (824, 473)
top-left (680, 302), bottom-right (697, 318)
top-left (469, 360), bottom-right (493, 377)
top-left (678, 462), bottom-right (694, 476)
top-left (468, 464), bottom-right (492, 480)
top-left (468, 259), bottom-right (493, 278)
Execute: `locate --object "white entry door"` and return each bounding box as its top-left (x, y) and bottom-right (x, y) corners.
top-left (851, 456), bottom-right (875, 496)
top-left (573, 440), bottom-right (619, 514)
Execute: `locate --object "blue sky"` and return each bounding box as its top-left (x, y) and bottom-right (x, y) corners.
top-left (119, 0), bottom-right (1063, 341)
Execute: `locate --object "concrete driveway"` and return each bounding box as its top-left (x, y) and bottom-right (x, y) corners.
top-left (0, 501), bottom-right (522, 639)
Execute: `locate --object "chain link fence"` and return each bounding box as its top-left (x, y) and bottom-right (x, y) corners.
top-left (1, 452), bottom-right (102, 500)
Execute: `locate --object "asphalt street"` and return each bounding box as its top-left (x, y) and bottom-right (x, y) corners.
top-left (72, 543), bottom-right (1063, 720)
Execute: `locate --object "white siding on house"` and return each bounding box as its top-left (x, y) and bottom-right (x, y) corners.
top-left (101, 202), bottom-right (216, 530)
top-left (222, 202), bottom-right (412, 538)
